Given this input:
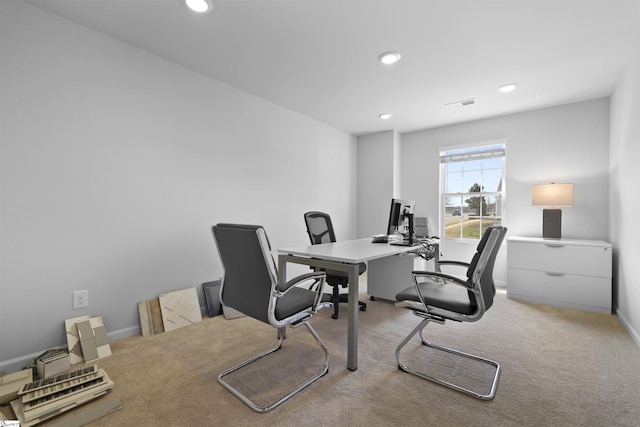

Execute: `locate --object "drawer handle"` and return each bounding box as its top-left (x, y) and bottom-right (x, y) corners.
top-left (545, 271), bottom-right (565, 277)
top-left (544, 243), bottom-right (565, 248)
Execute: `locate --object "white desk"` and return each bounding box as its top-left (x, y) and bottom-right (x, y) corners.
top-left (278, 238), bottom-right (419, 371)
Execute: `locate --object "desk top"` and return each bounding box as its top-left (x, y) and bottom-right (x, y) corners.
top-left (278, 238), bottom-right (419, 264)
top-left (507, 236), bottom-right (611, 248)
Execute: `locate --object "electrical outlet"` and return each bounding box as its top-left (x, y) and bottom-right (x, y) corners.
top-left (72, 290), bottom-right (89, 309)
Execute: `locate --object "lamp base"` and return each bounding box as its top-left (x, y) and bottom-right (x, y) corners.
top-left (542, 209), bottom-right (562, 239)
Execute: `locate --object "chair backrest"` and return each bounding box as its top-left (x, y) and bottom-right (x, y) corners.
top-left (212, 223), bottom-right (277, 324)
top-left (466, 226), bottom-right (507, 312)
top-left (304, 211), bottom-right (336, 244)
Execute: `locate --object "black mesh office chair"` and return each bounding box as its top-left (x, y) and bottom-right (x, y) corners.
top-left (212, 223), bottom-right (331, 412)
top-left (304, 211), bottom-right (367, 319)
top-left (394, 225), bottom-right (507, 400)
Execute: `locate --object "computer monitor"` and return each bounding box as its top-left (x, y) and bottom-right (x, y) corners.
top-left (386, 198), bottom-right (416, 244)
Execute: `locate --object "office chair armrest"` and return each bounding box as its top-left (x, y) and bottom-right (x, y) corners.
top-left (412, 270), bottom-right (473, 289)
top-left (277, 272), bottom-right (326, 294)
top-left (436, 260), bottom-right (470, 269)
top-left (276, 271), bottom-right (328, 314)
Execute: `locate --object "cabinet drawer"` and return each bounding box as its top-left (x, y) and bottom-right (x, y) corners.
top-left (508, 241), bottom-right (611, 278)
top-left (507, 268), bottom-right (611, 311)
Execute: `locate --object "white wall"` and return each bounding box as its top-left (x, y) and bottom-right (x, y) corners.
top-left (356, 131), bottom-right (398, 238)
top-left (0, 0), bottom-right (357, 370)
top-left (401, 98), bottom-right (611, 287)
top-left (610, 45), bottom-right (640, 345)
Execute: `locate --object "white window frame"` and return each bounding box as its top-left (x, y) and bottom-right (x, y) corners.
top-left (439, 139), bottom-right (506, 241)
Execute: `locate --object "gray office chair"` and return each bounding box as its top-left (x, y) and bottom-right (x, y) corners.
top-left (304, 211), bottom-right (366, 319)
top-left (394, 225), bottom-right (507, 400)
top-left (212, 223), bottom-right (331, 412)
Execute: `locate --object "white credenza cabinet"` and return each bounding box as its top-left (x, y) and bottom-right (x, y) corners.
top-left (507, 236), bottom-right (612, 313)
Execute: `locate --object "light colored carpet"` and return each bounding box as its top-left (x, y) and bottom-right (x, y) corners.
top-left (3, 284), bottom-right (640, 426)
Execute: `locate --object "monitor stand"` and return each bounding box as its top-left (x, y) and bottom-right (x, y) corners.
top-left (407, 213), bottom-right (414, 245)
top-left (390, 214), bottom-right (414, 246)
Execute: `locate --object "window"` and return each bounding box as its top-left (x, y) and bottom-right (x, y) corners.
top-left (440, 141), bottom-right (505, 240)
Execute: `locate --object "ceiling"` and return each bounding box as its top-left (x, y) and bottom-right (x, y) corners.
top-left (23, 0), bottom-right (640, 135)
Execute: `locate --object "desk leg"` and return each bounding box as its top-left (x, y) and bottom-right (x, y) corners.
top-left (277, 258), bottom-right (288, 340)
top-left (278, 254), bottom-right (359, 371)
top-left (347, 264), bottom-right (358, 371)
top-left (278, 257), bottom-right (287, 282)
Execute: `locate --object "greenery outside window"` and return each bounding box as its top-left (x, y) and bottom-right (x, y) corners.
top-left (440, 141), bottom-right (505, 240)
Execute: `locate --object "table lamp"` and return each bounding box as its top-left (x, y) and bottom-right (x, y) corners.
top-left (532, 183), bottom-right (573, 239)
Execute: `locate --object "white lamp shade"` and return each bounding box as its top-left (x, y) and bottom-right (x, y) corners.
top-left (532, 183), bottom-right (574, 207)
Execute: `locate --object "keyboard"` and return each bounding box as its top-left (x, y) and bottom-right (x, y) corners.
top-left (371, 235), bottom-right (388, 243)
top-left (389, 241), bottom-right (412, 246)
top-left (11, 365), bottom-right (114, 426)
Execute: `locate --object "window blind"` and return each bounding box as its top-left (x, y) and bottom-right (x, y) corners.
top-left (440, 144), bottom-right (505, 164)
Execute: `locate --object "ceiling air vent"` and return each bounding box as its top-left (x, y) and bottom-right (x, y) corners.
top-left (445, 98), bottom-right (477, 109)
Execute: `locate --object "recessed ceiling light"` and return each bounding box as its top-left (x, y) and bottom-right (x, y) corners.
top-left (498, 83), bottom-right (518, 93)
top-left (185, 0), bottom-right (213, 13)
top-left (378, 51), bottom-right (402, 65)
top-left (379, 113), bottom-right (392, 120)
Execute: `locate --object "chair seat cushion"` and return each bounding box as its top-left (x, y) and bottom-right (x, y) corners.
top-left (395, 281), bottom-right (475, 315)
top-left (275, 287), bottom-right (317, 321)
top-left (322, 262), bottom-right (367, 286)
top-left (325, 272), bottom-right (349, 287)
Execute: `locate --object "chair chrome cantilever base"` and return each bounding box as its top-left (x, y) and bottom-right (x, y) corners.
top-left (218, 321), bottom-right (330, 413)
top-left (396, 312), bottom-right (501, 400)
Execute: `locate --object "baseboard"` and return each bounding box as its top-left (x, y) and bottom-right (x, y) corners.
top-left (616, 308), bottom-right (640, 349)
top-left (1, 307), bottom-right (214, 375)
top-left (107, 325), bottom-right (141, 342)
top-left (0, 325), bottom-right (141, 374)
top-left (0, 349), bottom-right (47, 374)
